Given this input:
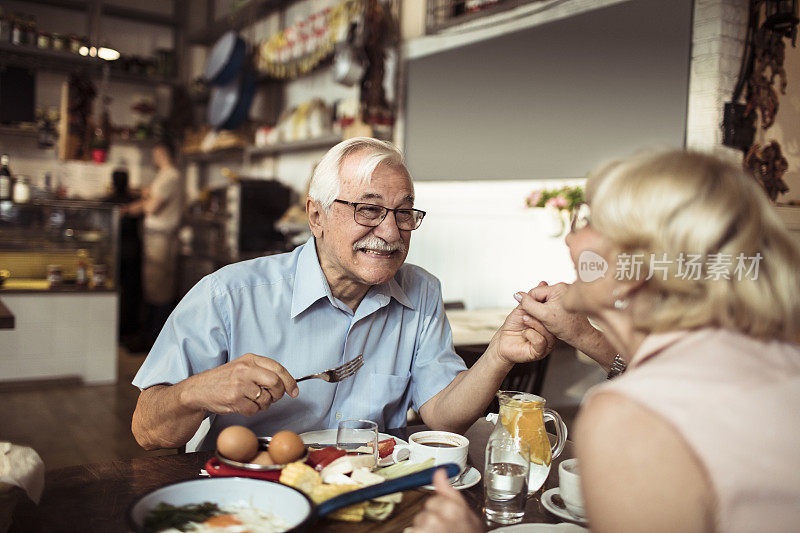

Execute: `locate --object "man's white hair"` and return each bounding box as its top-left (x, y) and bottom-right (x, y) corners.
top-left (308, 137), bottom-right (412, 210)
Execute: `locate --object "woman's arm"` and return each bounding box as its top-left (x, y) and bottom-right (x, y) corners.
top-left (574, 392), bottom-right (715, 533)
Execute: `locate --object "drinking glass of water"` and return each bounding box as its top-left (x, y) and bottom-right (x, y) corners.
top-left (483, 437), bottom-right (531, 525)
top-left (336, 419), bottom-right (378, 468)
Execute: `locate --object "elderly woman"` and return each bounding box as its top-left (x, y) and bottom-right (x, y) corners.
top-left (412, 150), bottom-right (800, 533)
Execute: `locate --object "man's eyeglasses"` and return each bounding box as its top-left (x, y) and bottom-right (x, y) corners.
top-left (333, 199), bottom-right (426, 231)
top-left (570, 202), bottom-right (591, 233)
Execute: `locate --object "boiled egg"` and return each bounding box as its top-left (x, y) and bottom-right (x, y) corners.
top-left (268, 431), bottom-right (305, 464)
top-left (216, 425), bottom-right (259, 463)
top-left (251, 450), bottom-right (275, 466)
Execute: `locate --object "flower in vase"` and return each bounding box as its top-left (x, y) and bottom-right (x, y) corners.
top-left (546, 196), bottom-right (568, 209)
top-left (526, 190), bottom-right (543, 207)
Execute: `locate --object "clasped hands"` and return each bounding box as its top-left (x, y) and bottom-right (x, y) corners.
top-left (490, 281), bottom-right (597, 367)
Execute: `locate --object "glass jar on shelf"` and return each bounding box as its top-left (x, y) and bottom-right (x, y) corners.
top-left (37, 30), bottom-right (51, 49)
top-left (52, 33), bottom-right (67, 51)
top-left (75, 249), bottom-right (90, 286)
top-left (12, 175), bottom-right (31, 204)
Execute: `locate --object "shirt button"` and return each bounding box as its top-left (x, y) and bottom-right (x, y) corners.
top-left (335, 412), bottom-right (343, 420)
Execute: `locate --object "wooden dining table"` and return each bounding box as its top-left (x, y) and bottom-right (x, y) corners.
top-left (9, 419), bottom-right (577, 532)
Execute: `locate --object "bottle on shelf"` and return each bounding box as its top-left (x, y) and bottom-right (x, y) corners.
top-left (10, 13), bottom-right (23, 45)
top-left (0, 154), bottom-right (13, 202)
top-left (75, 249), bottom-right (90, 287)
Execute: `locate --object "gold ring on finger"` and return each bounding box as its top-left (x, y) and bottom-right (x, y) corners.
top-left (254, 388), bottom-right (262, 401)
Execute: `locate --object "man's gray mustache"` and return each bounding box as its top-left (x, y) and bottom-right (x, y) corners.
top-left (353, 236), bottom-right (407, 254)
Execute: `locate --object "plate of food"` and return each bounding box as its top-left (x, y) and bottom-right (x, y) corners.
top-left (129, 464), bottom-right (460, 532)
top-left (214, 426), bottom-right (308, 471)
top-left (298, 430), bottom-right (407, 467)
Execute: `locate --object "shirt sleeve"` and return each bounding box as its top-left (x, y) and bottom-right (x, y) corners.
top-left (132, 273), bottom-right (231, 390)
top-left (408, 277), bottom-right (468, 412)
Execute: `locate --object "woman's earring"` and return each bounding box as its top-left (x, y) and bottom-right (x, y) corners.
top-left (612, 288), bottom-right (629, 310)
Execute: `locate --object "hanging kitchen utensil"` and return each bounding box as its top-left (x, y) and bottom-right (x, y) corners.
top-left (333, 20), bottom-right (366, 87)
top-left (207, 71), bottom-right (257, 130)
top-left (204, 30), bottom-right (247, 86)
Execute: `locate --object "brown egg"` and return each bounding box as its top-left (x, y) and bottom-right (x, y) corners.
top-left (268, 431), bottom-right (305, 464)
top-left (217, 425), bottom-right (259, 463)
top-left (251, 450), bottom-right (275, 466)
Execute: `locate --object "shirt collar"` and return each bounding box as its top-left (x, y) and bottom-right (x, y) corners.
top-left (629, 330), bottom-right (691, 369)
top-left (290, 237), bottom-right (415, 318)
top-left (290, 238), bottom-right (335, 318)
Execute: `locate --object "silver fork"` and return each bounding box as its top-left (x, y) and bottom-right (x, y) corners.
top-left (295, 354), bottom-right (364, 383)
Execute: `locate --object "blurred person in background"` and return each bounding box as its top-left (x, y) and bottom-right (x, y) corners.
top-left (122, 141), bottom-right (183, 353)
top-left (102, 166), bottom-right (143, 342)
top-left (412, 150), bottom-right (800, 533)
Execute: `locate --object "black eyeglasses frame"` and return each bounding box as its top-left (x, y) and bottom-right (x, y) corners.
top-left (333, 199), bottom-right (426, 230)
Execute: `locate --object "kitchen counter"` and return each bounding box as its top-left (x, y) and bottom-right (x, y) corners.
top-left (0, 291), bottom-right (118, 384)
top-left (0, 278), bottom-right (115, 293)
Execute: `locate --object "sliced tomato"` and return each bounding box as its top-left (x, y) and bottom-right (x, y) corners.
top-left (307, 446), bottom-right (346, 470)
top-left (377, 438), bottom-right (396, 458)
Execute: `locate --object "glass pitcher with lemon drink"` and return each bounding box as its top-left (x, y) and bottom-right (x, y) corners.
top-left (486, 391), bottom-right (567, 495)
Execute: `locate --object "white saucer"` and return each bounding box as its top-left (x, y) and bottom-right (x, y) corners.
top-left (492, 523), bottom-right (588, 532)
top-left (421, 465), bottom-right (481, 491)
top-left (298, 430), bottom-right (408, 467)
top-left (541, 488), bottom-right (588, 526)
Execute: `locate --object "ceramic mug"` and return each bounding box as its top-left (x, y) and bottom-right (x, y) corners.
top-left (391, 431), bottom-right (469, 477)
top-left (558, 458), bottom-right (585, 519)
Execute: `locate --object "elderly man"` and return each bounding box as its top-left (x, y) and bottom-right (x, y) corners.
top-left (131, 137), bottom-right (554, 451)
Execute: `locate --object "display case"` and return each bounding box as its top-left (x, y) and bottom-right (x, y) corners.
top-left (0, 199), bottom-right (119, 291)
top-left (179, 178), bottom-right (295, 296)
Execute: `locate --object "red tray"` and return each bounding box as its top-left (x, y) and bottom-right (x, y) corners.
top-left (204, 457), bottom-right (282, 481)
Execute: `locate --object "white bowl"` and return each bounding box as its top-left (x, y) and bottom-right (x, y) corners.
top-left (128, 477), bottom-right (314, 532)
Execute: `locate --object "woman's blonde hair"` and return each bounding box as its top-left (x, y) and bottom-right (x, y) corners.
top-left (587, 149), bottom-right (800, 341)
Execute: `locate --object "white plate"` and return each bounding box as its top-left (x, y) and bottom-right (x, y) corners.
top-left (492, 523), bottom-right (588, 532)
top-left (421, 465), bottom-right (481, 491)
top-left (541, 488), bottom-right (588, 526)
top-left (298, 430), bottom-right (408, 467)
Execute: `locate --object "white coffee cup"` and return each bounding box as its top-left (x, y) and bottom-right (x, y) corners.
top-left (558, 458), bottom-right (585, 519)
top-left (391, 430), bottom-right (469, 478)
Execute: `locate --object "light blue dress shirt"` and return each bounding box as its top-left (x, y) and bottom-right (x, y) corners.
top-left (132, 238), bottom-right (467, 451)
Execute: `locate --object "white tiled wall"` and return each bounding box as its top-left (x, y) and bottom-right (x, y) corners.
top-left (685, 0), bottom-right (748, 157)
top-left (0, 294), bottom-right (118, 384)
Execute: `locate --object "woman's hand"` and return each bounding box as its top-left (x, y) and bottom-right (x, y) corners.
top-left (489, 282), bottom-right (557, 366)
top-left (515, 282), bottom-right (617, 369)
top-left (412, 469), bottom-right (483, 533)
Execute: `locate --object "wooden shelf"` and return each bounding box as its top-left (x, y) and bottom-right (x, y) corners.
top-left (245, 135), bottom-right (342, 158)
top-left (183, 146), bottom-right (245, 164)
top-left (0, 43), bottom-right (176, 87)
top-left (0, 126), bottom-right (39, 139)
top-left (427, 0), bottom-right (546, 33)
top-left (23, 0), bottom-right (179, 27)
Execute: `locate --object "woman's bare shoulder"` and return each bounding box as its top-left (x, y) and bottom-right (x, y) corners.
top-left (574, 391), bottom-right (715, 533)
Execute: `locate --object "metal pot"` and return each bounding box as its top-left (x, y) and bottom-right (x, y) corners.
top-left (332, 43), bottom-right (366, 87)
